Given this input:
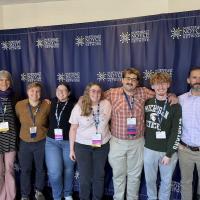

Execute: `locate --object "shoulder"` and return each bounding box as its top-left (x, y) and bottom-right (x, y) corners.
top-left (15, 99), bottom-right (28, 108)
top-left (145, 97), bottom-right (154, 105)
top-left (178, 92), bottom-right (189, 104)
top-left (170, 103), bottom-right (182, 113)
top-left (100, 99), bottom-right (111, 107)
top-left (105, 87), bottom-right (122, 95)
top-left (41, 100), bottom-right (51, 111)
top-left (179, 92), bottom-right (189, 99)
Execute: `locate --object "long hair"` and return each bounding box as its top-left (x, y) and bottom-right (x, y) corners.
top-left (81, 83), bottom-right (104, 116)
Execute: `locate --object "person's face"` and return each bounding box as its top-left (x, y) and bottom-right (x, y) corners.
top-left (56, 85), bottom-right (70, 102)
top-left (89, 85), bottom-right (102, 104)
top-left (0, 77), bottom-right (10, 91)
top-left (187, 69), bottom-right (200, 91)
top-left (27, 87), bottom-right (41, 102)
top-left (151, 82), bottom-right (169, 97)
top-left (122, 73), bottom-right (138, 93)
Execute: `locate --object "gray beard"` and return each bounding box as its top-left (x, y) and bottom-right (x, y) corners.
top-left (191, 87), bottom-right (200, 92)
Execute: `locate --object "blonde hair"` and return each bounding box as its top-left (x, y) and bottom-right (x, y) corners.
top-left (0, 70), bottom-right (13, 87)
top-left (150, 72), bottom-right (171, 85)
top-left (81, 83), bottom-right (104, 116)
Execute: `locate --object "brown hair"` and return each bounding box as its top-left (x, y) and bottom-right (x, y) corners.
top-left (188, 67), bottom-right (200, 77)
top-left (81, 83), bottom-right (104, 116)
top-left (150, 72), bottom-right (171, 85)
top-left (122, 67), bottom-right (141, 81)
top-left (26, 82), bottom-right (42, 91)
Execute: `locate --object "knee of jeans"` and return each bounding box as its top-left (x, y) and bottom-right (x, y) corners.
top-left (48, 171), bottom-right (62, 180)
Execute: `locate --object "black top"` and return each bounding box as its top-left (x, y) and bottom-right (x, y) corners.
top-left (0, 97), bottom-right (17, 153)
top-left (47, 97), bottom-right (76, 140)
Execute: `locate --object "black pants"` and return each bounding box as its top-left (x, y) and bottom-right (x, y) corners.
top-left (18, 139), bottom-right (46, 198)
top-left (75, 142), bottom-right (109, 200)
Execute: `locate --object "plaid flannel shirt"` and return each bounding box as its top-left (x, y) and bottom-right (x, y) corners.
top-left (105, 87), bottom-right (154, 140)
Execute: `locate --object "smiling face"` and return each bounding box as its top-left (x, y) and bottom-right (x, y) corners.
top-left (0, 77), bottom-right (11, 91)
top-left (27, 86), bottom-right (41, 102)
top-left (122, 73), bottom-right (138, 94)
top-left (187, 69), bottom-right (200, 92)
top-left (56, 84), bottom-right (70, 102)
top-left (89, 84), bottom-right (102, 105)
top-left (151, 82), bottom-right (170, 97)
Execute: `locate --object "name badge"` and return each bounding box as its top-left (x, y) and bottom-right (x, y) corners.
top-left (30, 126), bottom-right (37, 138)
top-left (156, 131), bottom-right (166, 139)
top-left (127, 117), bottom-right (137, 135)
top-left (0, 122), bottom-right (9, 132)
top-left (54, 128), bottom-right (63, 140)
top-left (92, 133), bottom-right (102, 147)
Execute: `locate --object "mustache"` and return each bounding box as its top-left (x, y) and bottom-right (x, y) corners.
top-left (191, 83), bottom-right (200, 87)
top-left (126, 83), bottom-right (133, 86)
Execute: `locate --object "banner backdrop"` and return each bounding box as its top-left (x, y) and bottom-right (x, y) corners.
top-left (1, 9), bottom-right (200, 199)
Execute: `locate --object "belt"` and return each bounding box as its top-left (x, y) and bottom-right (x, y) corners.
top-left (180, 140), bottom-right (200, 151)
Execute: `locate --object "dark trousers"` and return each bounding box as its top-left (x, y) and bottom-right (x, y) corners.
top-left (75, 142), bottom-right (109, 200)
top-left (18, 139), bottom-right (46, 198)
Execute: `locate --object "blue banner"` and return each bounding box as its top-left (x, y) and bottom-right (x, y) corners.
top-left (1, 9), bottom-right (200, 199)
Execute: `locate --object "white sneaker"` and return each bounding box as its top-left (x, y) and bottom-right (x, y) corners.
top-left (35, 190), bottom-right (45, 200)
top-left (65, 196), bottom-right (73, 200)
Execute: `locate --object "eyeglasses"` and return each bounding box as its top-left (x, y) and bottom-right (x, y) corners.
top-left (90, 89), bottom-right (101, 94)
top-left (124, 77), bottom-right (138, 82)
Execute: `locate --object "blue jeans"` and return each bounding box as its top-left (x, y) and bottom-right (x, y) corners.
top-left (144, 147), bottom-right (177, 200)
top-left (45, 137), bottom-right (75, 200)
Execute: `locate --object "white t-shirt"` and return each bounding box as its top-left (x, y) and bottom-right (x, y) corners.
top-left (69, 99), bottom-right (111, 145)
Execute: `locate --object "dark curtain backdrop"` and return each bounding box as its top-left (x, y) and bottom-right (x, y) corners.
top-left (1, 9), bottom-right (200, 200)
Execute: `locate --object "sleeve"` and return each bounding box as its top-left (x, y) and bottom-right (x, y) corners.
top-left (101, 99), bottom-right (112, 123)
top-left (69, 104), bottom-right (80, 125)
top-left (15, 102), bottom-right (20, 117)
top-left (104, 89), bottom-right (112, 102)
top-left (166, 104), bottom-right (182, 158)
top-left (143, 87), bottom-right (155, 101)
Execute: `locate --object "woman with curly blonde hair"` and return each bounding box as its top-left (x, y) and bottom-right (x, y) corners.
top-left (69, 82), bottom-right (111, 200)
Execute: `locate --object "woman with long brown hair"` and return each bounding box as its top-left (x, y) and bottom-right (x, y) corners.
top-left (69, 83), bottom-right (111, 200)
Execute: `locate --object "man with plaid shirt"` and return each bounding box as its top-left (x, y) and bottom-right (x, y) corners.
top-left (105, 68), bottom-right (155, 200)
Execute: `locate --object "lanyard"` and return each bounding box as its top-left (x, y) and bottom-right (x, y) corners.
top-left (124, 92), bottom-right (134, 117)
top-left (0, 101), bottom-right (6, 121)
top-left (92, 103), bottom-right (100, 134)
top-left (154, 98), bottom-right (168, 126)
top-left (27, 103), bottom-right (40, 126)
top-left (55, 101), bottom-right (68, 128)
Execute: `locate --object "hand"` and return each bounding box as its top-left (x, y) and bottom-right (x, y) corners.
top-left (69, 150), bottom-right (76, 161)
top-left (160, 156), bottom-right (171, 165)
top-left (168, 93), bottom-right (178, 105)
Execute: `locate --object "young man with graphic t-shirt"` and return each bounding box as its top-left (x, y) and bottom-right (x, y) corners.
top-left (144, 72), bottom-right (182, 200)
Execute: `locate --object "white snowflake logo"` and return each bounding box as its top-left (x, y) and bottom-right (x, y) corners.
top-left (14, 163), bottom-right (20, 172)
top-left (75, 36), bottom-right (85, 46)
top-left (36, 39), bottom-right (43, 48)
top-left (57, 73), bottom-right (66, 82)
top-left (170, 27), bottom-right (182, 39)
top-left (143, 70), bottom-right (154, 80)
top-left (120, 32), bottom-right (130, 44)
top-left (1, 41), bottom-right (9, 50)
top-left (74, 170), bottom-right (79, 180)
top-left (97, 72), bottom-right (106, 81)
top-left (21, 73), bottom-right (27, 81)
